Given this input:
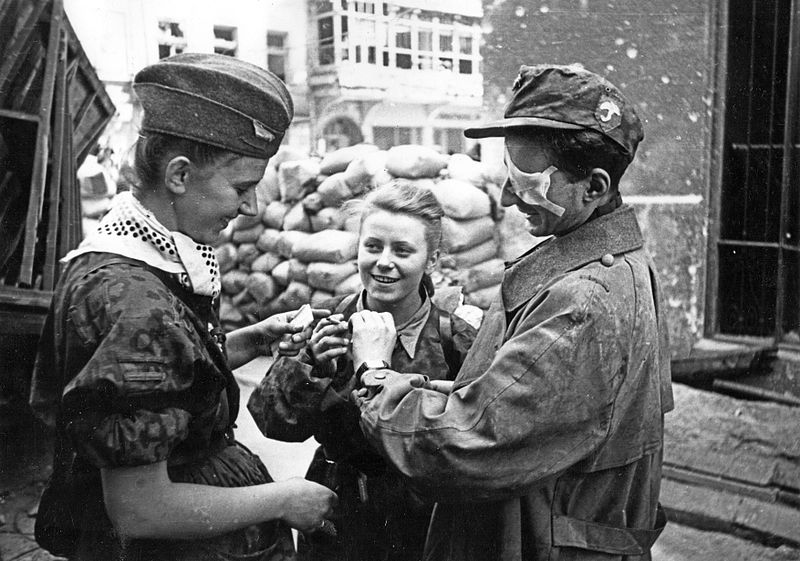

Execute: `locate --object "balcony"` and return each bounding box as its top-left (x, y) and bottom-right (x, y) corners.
top-left (310, 1), bottom-right (483, 105)
top-left (309, 58), bottom-right (482, 105)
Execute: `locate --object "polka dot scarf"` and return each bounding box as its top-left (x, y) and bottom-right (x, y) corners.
top-left (63, 192), bottom-right (221, 298)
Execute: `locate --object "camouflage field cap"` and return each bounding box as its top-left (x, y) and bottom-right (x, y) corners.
top-left (134, 53), bottom-right (293, 159)
top-left (465, 64), bottom-right (643, 162)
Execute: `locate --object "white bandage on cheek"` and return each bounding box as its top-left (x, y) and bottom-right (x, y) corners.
top-left (504, 149), bottom-right (566, 217)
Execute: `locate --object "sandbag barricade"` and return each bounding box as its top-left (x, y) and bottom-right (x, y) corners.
top-left (214, 144), bottom-right (508, 330)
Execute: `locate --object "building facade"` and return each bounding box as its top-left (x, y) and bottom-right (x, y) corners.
top-left (65, 0), bottom-right (311, 156)
top-left (64, 0), bottom-right (484, 158)
top-left (307, 0), bottom-right (483, 154)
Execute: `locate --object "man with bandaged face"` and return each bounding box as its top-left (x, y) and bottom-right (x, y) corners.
top-left (349, 64), bottom-right (674, 561)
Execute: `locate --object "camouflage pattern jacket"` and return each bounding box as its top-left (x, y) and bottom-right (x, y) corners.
top-left (30, 252), bottom-right (294, 561)
top-left (248, 291), bottom-right (477, 561)
top-left (356, 206), bottom-right (674, 561)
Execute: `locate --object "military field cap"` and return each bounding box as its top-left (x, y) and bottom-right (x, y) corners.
top-left (133, 53), bottom-right (293, 159)
top-left (465, 64), bottom-right (643, 162)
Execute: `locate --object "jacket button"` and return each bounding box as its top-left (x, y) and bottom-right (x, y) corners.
top-left (601, 253), bottom-right (614, 267)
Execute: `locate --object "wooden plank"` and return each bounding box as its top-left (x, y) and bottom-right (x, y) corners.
top-left (0, 286), bottom-right (53, 308)
top-left (63, 15), bottom-right (115, 116)
top-left (654, 521), bottom-right (800, 561)
top-left (712, 378), bottom-right (800, 407)
top-left (62, 115), bottom-right (82, 256)
top-left (0, 171), bottom-right (22, 273)
top-left (71, 85), bottom-right (97, 129)
top-left (661, 478), bottom-right (800, 547)
top-left (64, 19), bottom-right (115, 165)
top-left (662, 465), bottom-right (784, 505)
top-left (670, 346), bottom-right (777, 384)
top-left (0, 0), bottom-right (18, 36)
top-left (19, 0), bottom-right (64, 286)
top-left (665, 384), bottom-right (800, 493)
top-left (57, 113), bottom-right (76, 266)
top-left (665, 443), bottom-right (781, 489)
top-left (0, 108), bottom-right (39, 122)
top-left (75, 103), bottom-right (109, 165)
top-left (0, 171), bottom-right (14, 222)
top-left (11, 42), bottom-right (45, 111)
top-left (0, 0), bottom-right (46, 97)
top-left (0, 170), bottom-right (24, 274)
top-left (0, 215), bottom-right (26, 284)
top-left (42, 26), bottom-right (68, 291)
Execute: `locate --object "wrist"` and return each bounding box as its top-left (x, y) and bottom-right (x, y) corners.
top-left (248, 325), bottom-right (272, 357)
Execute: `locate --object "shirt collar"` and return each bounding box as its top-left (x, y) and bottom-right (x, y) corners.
top-left (502, 205), bottom-right (645, 311)
top-left (356, 289), bottom-right (432, 359)
top-left (61, 192), bottom-right (221, 298)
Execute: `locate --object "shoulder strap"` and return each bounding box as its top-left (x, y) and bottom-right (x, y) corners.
top-left (333, 292), bottom-right (360, 317)
top-left (431, 305), bottom-right (459, 379)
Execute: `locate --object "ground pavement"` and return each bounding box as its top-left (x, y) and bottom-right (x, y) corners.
top-left (1, 356), bottom-right (798, 560)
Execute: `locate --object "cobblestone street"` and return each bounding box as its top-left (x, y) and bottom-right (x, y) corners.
top-left (2, 357), bottom-right (799, 561)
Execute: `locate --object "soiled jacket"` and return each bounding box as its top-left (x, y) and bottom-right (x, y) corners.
top-left (356, 206), bottom-right (674, 561)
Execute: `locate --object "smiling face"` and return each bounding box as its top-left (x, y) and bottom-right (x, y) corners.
top-left (358, 209), bottom-right (438, 322)
top-left (502, 133), bottom-right (596, 237)
top-left (172, 154), bottom-right (267, 245)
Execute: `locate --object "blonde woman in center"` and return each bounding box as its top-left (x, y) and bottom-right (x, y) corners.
top-left (248, 180), bottom-right (478, 561)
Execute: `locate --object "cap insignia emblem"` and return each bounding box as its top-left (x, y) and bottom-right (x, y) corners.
top-left (253, 120), bottom-right (275, 142)
top-left (598, 100), bottom-right (621, 122)
top-left (595, 95), bottom-right (622, 131)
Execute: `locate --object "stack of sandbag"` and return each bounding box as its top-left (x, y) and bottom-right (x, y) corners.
top-left (434, 153), bottom-right (505, 310)
top-left (214, 144), bottom-right (507, 330)
top-left (215, 145), bottom-right (376, 329)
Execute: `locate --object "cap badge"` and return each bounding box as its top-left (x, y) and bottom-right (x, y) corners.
top-left (253, 120), bottom-right (275, 142)
top-left (595, 96), bottom-right (622, 131)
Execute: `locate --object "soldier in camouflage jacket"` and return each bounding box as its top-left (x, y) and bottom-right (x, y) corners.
top-left (249, 182), bottom-right (479, 561)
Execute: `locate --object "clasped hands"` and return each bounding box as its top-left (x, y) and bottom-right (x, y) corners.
top-left (306, 309), bottom-right (396, 370)
top-left (352, 311), bottom-right (455, 398)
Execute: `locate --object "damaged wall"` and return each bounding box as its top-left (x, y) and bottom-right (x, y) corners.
top-left (480, 0), bottom-right (716, 356)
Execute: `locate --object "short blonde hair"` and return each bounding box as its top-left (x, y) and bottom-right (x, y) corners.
top-left (346, 179), bottom-right (444, 255)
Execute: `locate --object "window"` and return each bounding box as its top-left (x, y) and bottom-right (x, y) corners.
top-left (157, 21), bottom-right (186, 59)
top-left (323, 117), bottom-right (364, 151)
top-left (340, 15), bottom-right (349, 61)
top-left (318, 16), bottom-right (335, 65)
top-left (438, 31), bottom-right (453, 71)
top-left (439, 31), bottom-right (453, 52)
top-left (349, 16), bottom-right (379, 64)
top-left (395, 25), bottom-right (412, 69)
top-left (266, 32), bottom-right (288, 81)
top-left (315, 1), bottom-right (334, 13)
top-left (710, 0), bottom-right (800, 343)
top-left (459, 35), bottom-right (473, 55)
top-left (434, 128), bottom-right (465, 155)
top-left (458, 35), bottom-right (473, 74)
top-left (353, 1), bottom-right (375, 14)
top-left (310, 3), bottom-right (480, 76)
top-left (213, 26), bottom-right (237, 56)
top-left (417, 29), bottom-right (433, 69)
top-left (372, 126), bottom-right (422, 150)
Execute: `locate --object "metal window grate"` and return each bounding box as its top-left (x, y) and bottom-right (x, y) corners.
top-left (716, 0), bottom-right (800, 342)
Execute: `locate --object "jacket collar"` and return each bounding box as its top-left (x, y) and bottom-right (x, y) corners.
top-left (502, 205), bottom-right (644, 311)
